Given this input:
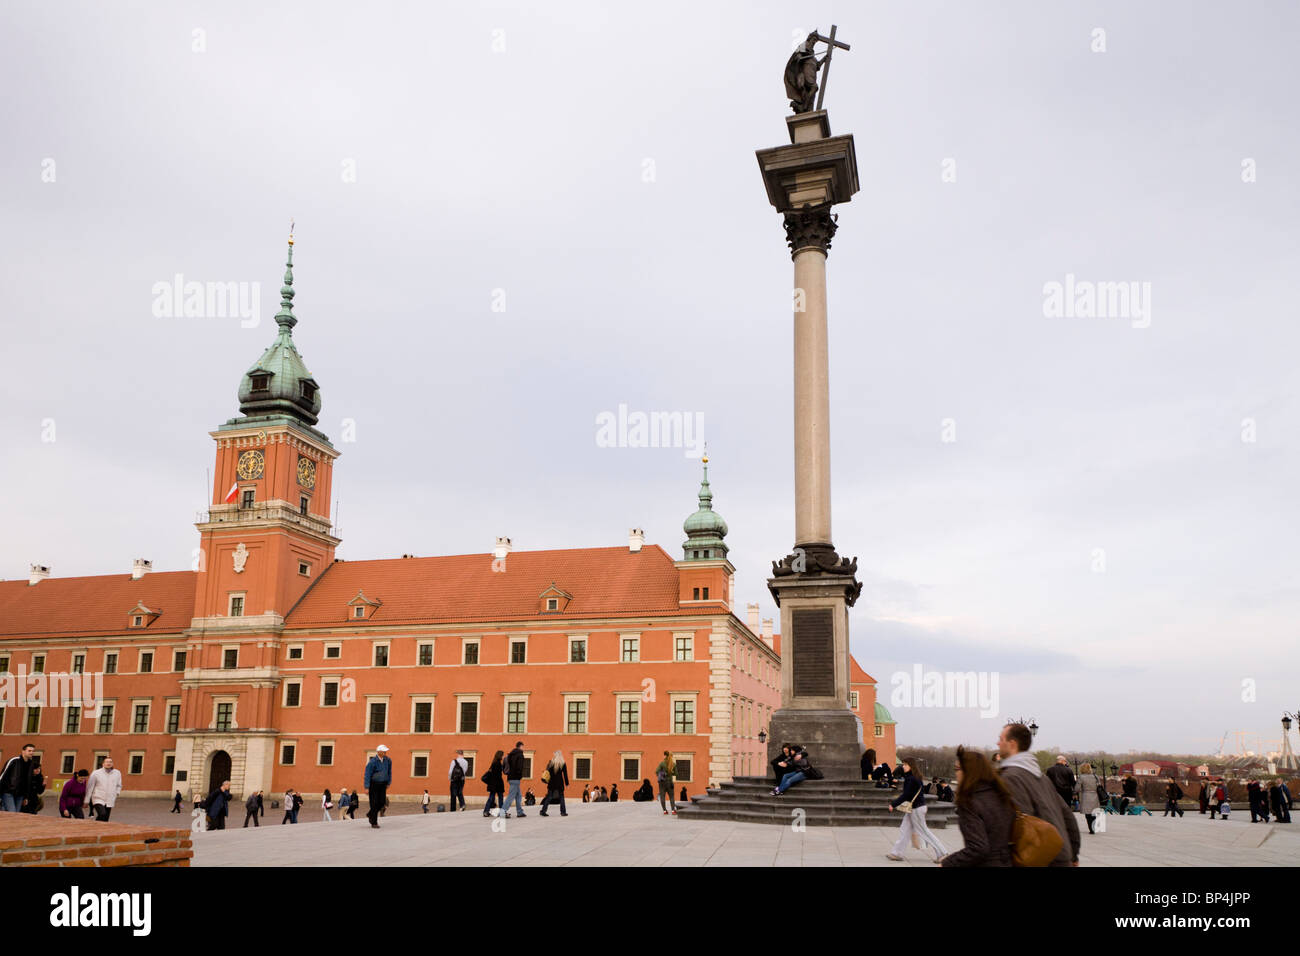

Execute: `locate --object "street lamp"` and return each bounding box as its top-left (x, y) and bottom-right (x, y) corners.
top-left (1280, 712), bottom-right (1299, 772)
top-left (758, 729), bottom-right (767, 745)
top-left (1010, 716), bottom-right (1038, 738)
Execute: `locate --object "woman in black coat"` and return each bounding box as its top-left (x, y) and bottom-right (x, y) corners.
top-left (940, 748), bottom-right (1015, 867)
top-left (539, 751), bottom-right (570, 817)
top-left (482, 749), bottom-right (506, 817)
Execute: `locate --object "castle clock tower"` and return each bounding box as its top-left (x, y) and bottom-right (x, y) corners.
top-left (174, 232), bottom-right (341, 800)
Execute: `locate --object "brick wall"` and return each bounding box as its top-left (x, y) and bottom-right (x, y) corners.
top-left (0, 815), bottom-right (192, 867)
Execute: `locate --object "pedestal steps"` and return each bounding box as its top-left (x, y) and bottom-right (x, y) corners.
top-left (676, 777), bottom-right (955, 828)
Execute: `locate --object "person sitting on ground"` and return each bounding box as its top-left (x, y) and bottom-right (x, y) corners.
top-left (524, 788), bottom-right (536, 806)
top-left (582, 785), bottom-right (591, 803)
top-left (633, 779), bottom-right (654, 802)
top-left (610, 783), bottom-right (620, 802)
top-left (940, 748), bottom-right (1014, 867)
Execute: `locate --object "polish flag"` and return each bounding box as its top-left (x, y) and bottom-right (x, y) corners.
top-left (223, 481), bottom-right (239, 504)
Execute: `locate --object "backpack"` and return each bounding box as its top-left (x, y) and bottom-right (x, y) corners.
top-left (1010, 811), bottom-right (1065, 867)
top-left (451, 760), bottom-right (465, 783)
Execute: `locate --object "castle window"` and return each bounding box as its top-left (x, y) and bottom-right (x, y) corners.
top-left (463, 641), bottom-right (479, 665)
top-left (251, 374), bottom-right (269, 391)
top-left (509, 640), bottom-right (527, 664)
top-left (214, 702), bottom-right (232, 731)
top-left (702, 587), bottom-right (710, 600)
top-left (287, 645), bottom-right (303, 660)
top-left (139, 651), bottom-right (153, 673)
top-left (692, 588), bottom-right (700, 600)
top-left (281, 743), bottom-right (296, 765)
top-left (222, 647), bottom-right (239, 668)
top-left (322, 681), bottom-right (339, 707)
top-left (546, 598), bottom-right (558, 611)
top-left (417, 642), bottom-right (433, 666)
top-left (301, 382), bottom-right (316, 402)
top-left (373, 644), bottom-right (388, 667)
top-left (674, 635), bottom-right (693, 661)
top-left (621, 636), bottom-right (639, 663)
top-left (72, 654), bottom-right (85, 673)
top-left (300, 497), bottom-right (309, 516)
top-left (167, 704), bottom-right (180, 734)
top-left (104, 653), bottom-right (117, 674)
top-left (319, 744), bottom-right (334, 766)
top-left (848, 691), bottom-right (859, 710)
top-left (241, 489), bottom-right (255, 509)
top-left (228, 595), bottom-right (244, 618)
top-left (173, 650), bottom-right (187, 671)
top-left (133, 616), bottom-right (143, 627)
top-left (354, 606), bottom-right (365, 619)
top-left (875, 724), bottom-right (883, 737)
top-left (324, 644), bottom-right (341, 659)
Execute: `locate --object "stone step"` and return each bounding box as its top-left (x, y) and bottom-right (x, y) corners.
top-left (676, 802), bottom-right (952, 828)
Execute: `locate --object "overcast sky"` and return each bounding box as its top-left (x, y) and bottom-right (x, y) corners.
top-left (2, 1), bottom-right (1297, 756)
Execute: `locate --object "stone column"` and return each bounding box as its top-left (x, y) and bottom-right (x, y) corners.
top-left (757, 112), bottom-right (864, 780)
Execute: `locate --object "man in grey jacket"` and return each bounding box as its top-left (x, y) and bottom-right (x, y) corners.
top-left (996, 724), bottom-right (1080, 867)
top-left (84, 757), bottom-right (123, 822)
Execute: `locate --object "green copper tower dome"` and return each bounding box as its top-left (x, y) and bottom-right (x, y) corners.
top-left (682, 453), bottom-right (729, 561)
top-left (234, 231), bottom-right (323, 427)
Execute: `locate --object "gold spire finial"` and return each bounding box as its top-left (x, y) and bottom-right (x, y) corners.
top-left (288, 218), bottom-right (295, 245)
top-left (702, 442), bottom-right (709, 465)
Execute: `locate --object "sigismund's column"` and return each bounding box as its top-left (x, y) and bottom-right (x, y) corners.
top-left (758, 107), bottom-right (864, 780)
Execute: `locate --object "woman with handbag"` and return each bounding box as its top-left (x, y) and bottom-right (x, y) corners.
top-left (539, 750), bottom-right (569, 817)
top-left (656, 752), bottom-right (678, 815)
top-left (1076, 764), bottom-right (1101, 834)
top-left (886, 758), bottom-right (948, 862)
top-left (482, 750), bottom-right (506, 817)
top-left (321, 788), bottom-right (333, 822)
top-left (940, 748), bottom-right (1014, 867)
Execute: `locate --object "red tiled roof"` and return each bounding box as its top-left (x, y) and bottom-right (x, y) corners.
top-left (285, 545), bottom-right (685, 627)
top-left (0, 571), bottom-right (197, 640)
top-left (849, 655), bottom-right (876, 685)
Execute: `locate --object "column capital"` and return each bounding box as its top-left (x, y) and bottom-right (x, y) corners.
top-left (783, 208), bottom-right (838, 257)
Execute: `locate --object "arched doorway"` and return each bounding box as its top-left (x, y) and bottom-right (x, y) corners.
top-left (207, 750), bottom-right (231, 798)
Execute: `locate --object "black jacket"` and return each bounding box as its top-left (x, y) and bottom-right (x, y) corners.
top-left (206, 788), bottom-right (231, 818)
top-left (482, 758), bottom-right (505, 794)
top-left (545, 762), bottom-right (569, 794)
top-left (1045, 764), bottom-right (1075, 802)
top-left (890, 774), bottom-right (926, 809)
top-left (505, 748), bottom-right (525, 781)
top-left (941, 783), bottom-right (1015, 867)
top-left (0, 755), bottom-right (34, 798)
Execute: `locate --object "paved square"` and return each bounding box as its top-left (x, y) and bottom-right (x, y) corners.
top-left (185, 802), bottom-right (1300, 867)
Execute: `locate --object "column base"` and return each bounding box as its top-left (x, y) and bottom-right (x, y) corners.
top-left (767, 709), bottom-right (864, 781)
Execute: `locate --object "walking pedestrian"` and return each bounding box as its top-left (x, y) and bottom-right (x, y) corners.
top-left (1247, 780), bottom-right (1268, 823)
top-left (539, 750), bottom-right (569, 817)
top-left (205, 780), bottom-right (232, 830)
top-left (1045, 755), bottom-right (1075, 807)
top-left (481, 750), bottom-right (505, 817)
top-left (172, 789), bottom-right (184, 814)
top-left (0, 744), bottom-right (39, 813)
top-left (1163, 778), bottom-right (1185, 818)
top-left (501, 741), bottom-right (526, 818)
top-left (939, 748), bottom-right (1014, 867)
top-left (1198, 782), bottom-right (1209, 814)
top-left (448, 749), bottom-right (468, 811)
top-left (886, 758), bottom-right (948, 862)
top-left (1077, 763), bottom-right (1102, 834)
top-left (60, 770), bottom-right (89, 819)
top-left (338, 788), bottom-right (350, 820)
top-left (656, 751), bottom-right (678, 815)
top-left (257, 790), bottom-right (264, 819)
top-left (84, 757), bottom-right (123, 822)
top-left (281, 789), bottom-right (296, 824)
top-left (995, 723), bottom-right (1079, 867)
top-left (422, 790), bottom-right (430, 814)
top-left (322, 788), bottom-right (333, 822)
top-left (364, 744), bottom-right (393, 828)
top-left (1209, 779), bottom-right (1222, 819)
top-left (243, 790), bottom-right (261, 827)
top-left (348, 789), bottom-right (360, 819)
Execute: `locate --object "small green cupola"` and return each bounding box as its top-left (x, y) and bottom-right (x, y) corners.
top-left (682, 452), bottom-right (729, 561)
top-left (234, 230), bottom-right (323, 427)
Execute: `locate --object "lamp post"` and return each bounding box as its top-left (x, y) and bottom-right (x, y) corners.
top-left (758, 729), bottom-right (767, 745)
top-left (1280, 713), bottom-right (1299, 772)
top-left (1010, 717), bottom-right (1039, 739)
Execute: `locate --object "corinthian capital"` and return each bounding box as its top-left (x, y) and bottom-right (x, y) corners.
top-left (783, 208), bottom-right (838, 256)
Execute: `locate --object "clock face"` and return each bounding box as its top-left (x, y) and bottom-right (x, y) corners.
top-left (297, 456), bottom-right (317, 489)
top-left (236, 450), bottom-right (265, 481)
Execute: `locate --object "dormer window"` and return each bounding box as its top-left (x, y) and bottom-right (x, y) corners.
top-left (251, 374), bottom-right (269, 392)
top-left (537, 583), bottom-right (572, 615)
top-left (348, 590), bottom-right (382, 622)
top-left (133, 615), bottom-right (143, 627)
top-left (547, 598), bottom-right (558, 611)
top-left (354, 606), bottom-right (365, 619)
top-left (301, 381), bottom-right (316, 402)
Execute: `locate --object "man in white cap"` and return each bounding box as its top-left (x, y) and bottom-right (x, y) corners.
top-left (364, 744), bottom-right (393, 829)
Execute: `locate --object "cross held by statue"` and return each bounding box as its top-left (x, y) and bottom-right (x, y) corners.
top-left (812, 25), bottom-right (850, 113)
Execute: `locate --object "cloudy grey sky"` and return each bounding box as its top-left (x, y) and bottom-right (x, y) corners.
top-left (2, 1), bottom-right (1297, 756)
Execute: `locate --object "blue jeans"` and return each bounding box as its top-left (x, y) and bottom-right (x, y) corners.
top-left (484, 791), bottom-right (500, 814)
top-left (777, 771), bottom-right (806, 793)
top-left (1, 793), bottom-right (22, 812)
top-left (503, 780), bottom-right (523, 815)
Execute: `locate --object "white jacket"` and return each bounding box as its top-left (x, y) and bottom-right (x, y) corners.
top-left (85, 767), bottom-right (122, 807)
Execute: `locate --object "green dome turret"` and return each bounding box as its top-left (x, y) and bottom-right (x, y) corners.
top-left (682, 453), bottom-right (729, 561)
top-left (235, 230), bottom-right (323, 427)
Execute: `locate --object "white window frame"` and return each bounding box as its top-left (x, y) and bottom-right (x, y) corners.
top-left (324, 642), bottom-right (342, 660)
top-left (669, 693), bottom-right (697, 735)
top-left (410, 695), bottom-right (436, 734)
top-left (317, 740), bottom-right (335, 767)
top-left (564, 694), bottom-right (590, 734)
top-left (503, 693), bottom-right (529, 735)
top-left (411, 751), bottom-right (430, 778)
top-left (416, 640), bottom-right (434, 667)
top-left (285, 644), bottom-right (305, 662)
top-left (462, 638), bottom-right (481, 665)
top-left (172, 649), bottom-right (188, 672)
top-left (673, 752), bottom-right (695, 783)
top-left (571, 751), bottom-right (594, 781)
top-left (620, 633), bottom-right (640, 663)
top-left (280, 740), bottom-right (297, 766)
top-left (283, 678), bottom-right (304, 708)
top-left (848, 691), bottom-right (860, 710)
top-left (673, 632), bottom-right (694, 661)
top-left (212, 697), bottom-right (238, 731)
top-left (457, 695), bottom-right (482, 734)
top-left (137, 648), bottom-right (155, 673)
top-left (126, 750), bottom-right (145, 775)
top-left (371, 641), bottom-right (390, 668)
top-left (97, 700), bottom-right (117, 734)
top-left (227, 592), bottom-right (246, 617)
top-left (130, 698), bottom-right (151, 734)
top-left (298, 560), bottom-right (311, 577)
top-left (163, 752), bottom-right (176, 776)
top-left (619, 752), bottom-right (641, 782)
top-left (616, 694), bottom-right (641, 735)
top-left (365, 695), bottom-right (390, 734)
top-left (59, 750), bottom-right (77, 775)
top-left (568, 634), bottom-right (588, 663)
top-left (320, 676), bottom-right (342, 708)
top-left (221, 645), bottom-right (239, 669)
top-left (508, 636), bottom-right (528, 664)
